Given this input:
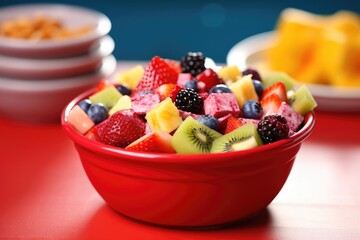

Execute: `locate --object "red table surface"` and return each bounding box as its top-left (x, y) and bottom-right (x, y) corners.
top-left (1, 74), bottom-right (360, 239)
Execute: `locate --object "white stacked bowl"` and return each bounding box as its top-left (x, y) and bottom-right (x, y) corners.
top-left (0, 4), bottom-right (117, 123)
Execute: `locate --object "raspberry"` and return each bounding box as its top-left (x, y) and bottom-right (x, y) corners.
top-left (257, 115), bottom-right (289, 144)
top-left (175, 89), bottom-right (203, 114)
top-left (180, 52), bottom-right (206, 77)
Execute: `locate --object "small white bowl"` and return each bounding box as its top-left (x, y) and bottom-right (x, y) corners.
top-left (0, 4), bottom-right (111, 58)
top-left (0, 55), bottom-right (117, 124)
top-left (0, 35), bottom-right (114, 79)
top-left (227, 31), bottom-right (360, 112)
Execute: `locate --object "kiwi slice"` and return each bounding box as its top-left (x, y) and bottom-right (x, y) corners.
top-left (263, 72), bottom-right (296, 91)
top-left (288, 85), bottom-right (317, 115)
top-left (89, 85), bottom-right (122, 109)
top-left (171, 117), bottom-right (222, 154)
top-left (211, 122), bottom-right (263, 153)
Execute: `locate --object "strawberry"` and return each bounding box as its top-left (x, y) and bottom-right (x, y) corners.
top-left (168, 85), bottom-right (183, 101)
top-left (197, 81), bottom-right (206, 93)
top-left (177, 73), bottom-right (193, 87)
top-left (96, 79), bottom-right (111, 91)
top-left (94, 117), bottom-right (109, 136)
top-left (261, 81), bottom-right (288, 102)
top-left (224, 116), bottom-right (243, 134)
top-left (156, 84), bottom-right (182, 101)
top-left (260, 94), bottom-right (282, 117)
top-left (125, 131), bottom-right (176, 153)
top-left (196, 68), bottom-right (223, 91)
top-left (198, 92), bottom-right (209, 101)
top-left (133, 56), bottom-right (178, 94)
top-left (99, 109), bottom-right (146, 147)
top-left (165, 59), bottom-right (181, 74)
top-left (85, 126), bottom-right (101, 142)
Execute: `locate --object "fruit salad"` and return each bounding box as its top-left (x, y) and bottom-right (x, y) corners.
top-left (67, 52), bottom-right (317, 154)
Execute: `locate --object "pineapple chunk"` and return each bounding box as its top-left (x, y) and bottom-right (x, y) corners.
top-left (218, 65), bottom-right (242, 84)
top-left (145, 98), bottom-right (183, 133)
top-left (229, 75), bottom-right (258, 108)
top-left (109, 95), bottom-right (132, 115)
top-left (116, 65), bottom-right (145, 90)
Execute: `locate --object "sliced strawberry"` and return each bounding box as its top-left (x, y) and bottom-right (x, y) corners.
top-left (94, 117), bottom-right (109, 136)
top-left (261, 81), bottom-right (288, 102)
top-left (165, 59), bottom-right (181, 74)
top-left (224, 116), bottom-right (243, 134)
top-left (260, 94), bottom-right (282, 117)
top-left (177, 73), bottom-right (193, 87)
top-left (99, 109), bottom-right (146, 148)
top-left (196, 68), bottom-right (223, 91)
top-left (96, 79), bottom-right (111, 91)
top-left (168, 85), bottom-right (183, 101)
top-left (197, 81), bottom-right (206, 93)
top-left (133, 56), bottom-right (178, 94)
top-left (125, 131), bottom-right (176, 153)
top-left (85, 127), bottom-right (101, 142)
top-left (156, 84), bottom-right (180, 101)
top-left (199, 92), bottom-right (209, 101)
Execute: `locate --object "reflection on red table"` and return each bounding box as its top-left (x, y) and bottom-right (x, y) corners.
top-left (0, 94), bottom-right (360, 239)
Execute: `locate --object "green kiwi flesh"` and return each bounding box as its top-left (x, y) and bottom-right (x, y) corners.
top-left (211, 122), bottom-right (263, 153)
top-left (171, 117), bottom-right (222, 154)
top-left (288, 85), bottom-right (317, 115)
top-left (263, 72), bottom-right (296, 91)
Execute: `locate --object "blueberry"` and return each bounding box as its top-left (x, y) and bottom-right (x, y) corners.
top-left (184, 80), bottom-right (198, 92)
top-left (139, 89), bottom-right (154, 95)
top-left (87, 103), bottom-right (108, 124)
top-left (209, 84), bottom-right (232, 94)
top-left (116, 84), bottom-right (132, 96)
top-left (252, 80), bottom-right (263, 97)
top-left (242, 100), bottom-right (263, 119)
top-left (242, 68), bottom-right (262, 81)
top-left (78, 99), bottom-right (92, 113)
top-left (197, 114), bottom-right (219, 130)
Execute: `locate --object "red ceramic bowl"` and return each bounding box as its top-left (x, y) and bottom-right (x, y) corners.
top-left (62, 89), bottom-right (315, 228)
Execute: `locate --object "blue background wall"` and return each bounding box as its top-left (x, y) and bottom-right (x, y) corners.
top-left (1, 1), bottom-right (360, 63)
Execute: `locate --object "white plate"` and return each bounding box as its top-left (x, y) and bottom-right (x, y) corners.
top-left (0, 35), bottom-right (114, 79)
top-left (227, 31), bottom-right (360, 112)
top-left (0, 55), bottom-right (116, 123)
top-left (0, 4), bottom-right (111, 58)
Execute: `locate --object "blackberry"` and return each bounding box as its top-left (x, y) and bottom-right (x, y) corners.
top-left (257, 115), bottom-right (289, 144)
top-left (175, 89), bottom-right (203, 114)
top-left (180, 52), bottom-right (206, 77)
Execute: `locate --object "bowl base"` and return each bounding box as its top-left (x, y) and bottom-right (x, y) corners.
top-left (108, 205), bottom-right (271, 230)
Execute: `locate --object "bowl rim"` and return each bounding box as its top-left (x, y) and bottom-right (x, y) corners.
top-left (61, 89), bottom-right (315, 164)
top-left (0, 35), bottom-right (114, 70)
top-left (0, 3), bottom-right (111, 50)
top-left (0, 55), bottom-right (117, 92)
